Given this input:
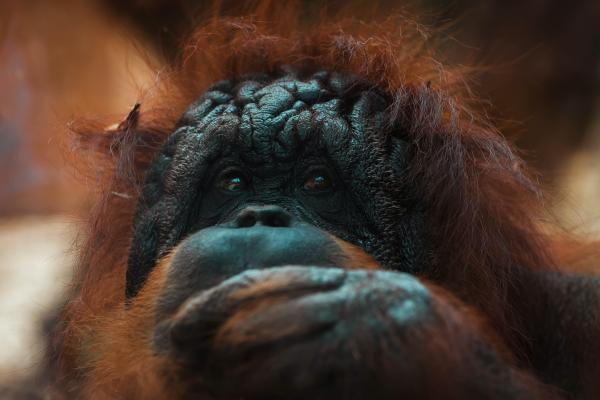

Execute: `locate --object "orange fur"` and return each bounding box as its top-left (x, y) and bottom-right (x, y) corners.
top-left (51, 2), bottom-right (598, 397)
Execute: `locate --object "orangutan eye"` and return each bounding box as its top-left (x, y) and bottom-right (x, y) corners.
top-left (303, 170), bottom-right (334, 192)
top-left (217, 170), bottom-right (248, 192)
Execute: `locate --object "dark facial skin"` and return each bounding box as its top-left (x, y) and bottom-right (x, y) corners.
top-left (127, 69), bottom-right (426, 299)
top-left (125, 70), bottom-right (549, 399)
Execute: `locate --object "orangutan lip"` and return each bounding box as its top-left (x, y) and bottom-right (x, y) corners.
top-left (153, 225), bottom-right (345, 319)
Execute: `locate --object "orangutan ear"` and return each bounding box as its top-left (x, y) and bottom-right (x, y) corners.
top-left (68, 103), bottom-right (171, 188)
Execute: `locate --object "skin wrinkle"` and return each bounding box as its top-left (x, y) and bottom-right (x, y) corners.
top-left (117, 69), bottom-right (549, 399)
top-left (157, 226), bottom-right (349, 319)
top-left (185, 268), bottom-right (454, 398)
top-left (126, 69), bottom-right (424, 298)
top-left (50, 10), bottom-right (600, 398)
top-left (117, 67), bottom-right (437, 394)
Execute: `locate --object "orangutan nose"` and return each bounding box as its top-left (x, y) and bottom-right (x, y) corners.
top-left (233, 205), bottom-right (293, 228)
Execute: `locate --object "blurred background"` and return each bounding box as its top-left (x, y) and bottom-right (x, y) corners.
top-left (0, 0), bottom-right (598, 395)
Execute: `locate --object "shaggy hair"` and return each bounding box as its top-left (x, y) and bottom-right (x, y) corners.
top-left (51, 2), bottom-right (589, 396)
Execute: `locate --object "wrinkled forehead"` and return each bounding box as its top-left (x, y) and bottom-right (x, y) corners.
top-left (127, 71), bottom-right (399, 298)
top-left (175, 70), bottom-right (391, 164)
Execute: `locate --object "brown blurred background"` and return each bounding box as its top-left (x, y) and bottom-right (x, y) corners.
top-left (0, 0), bottom-right (598, 394)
